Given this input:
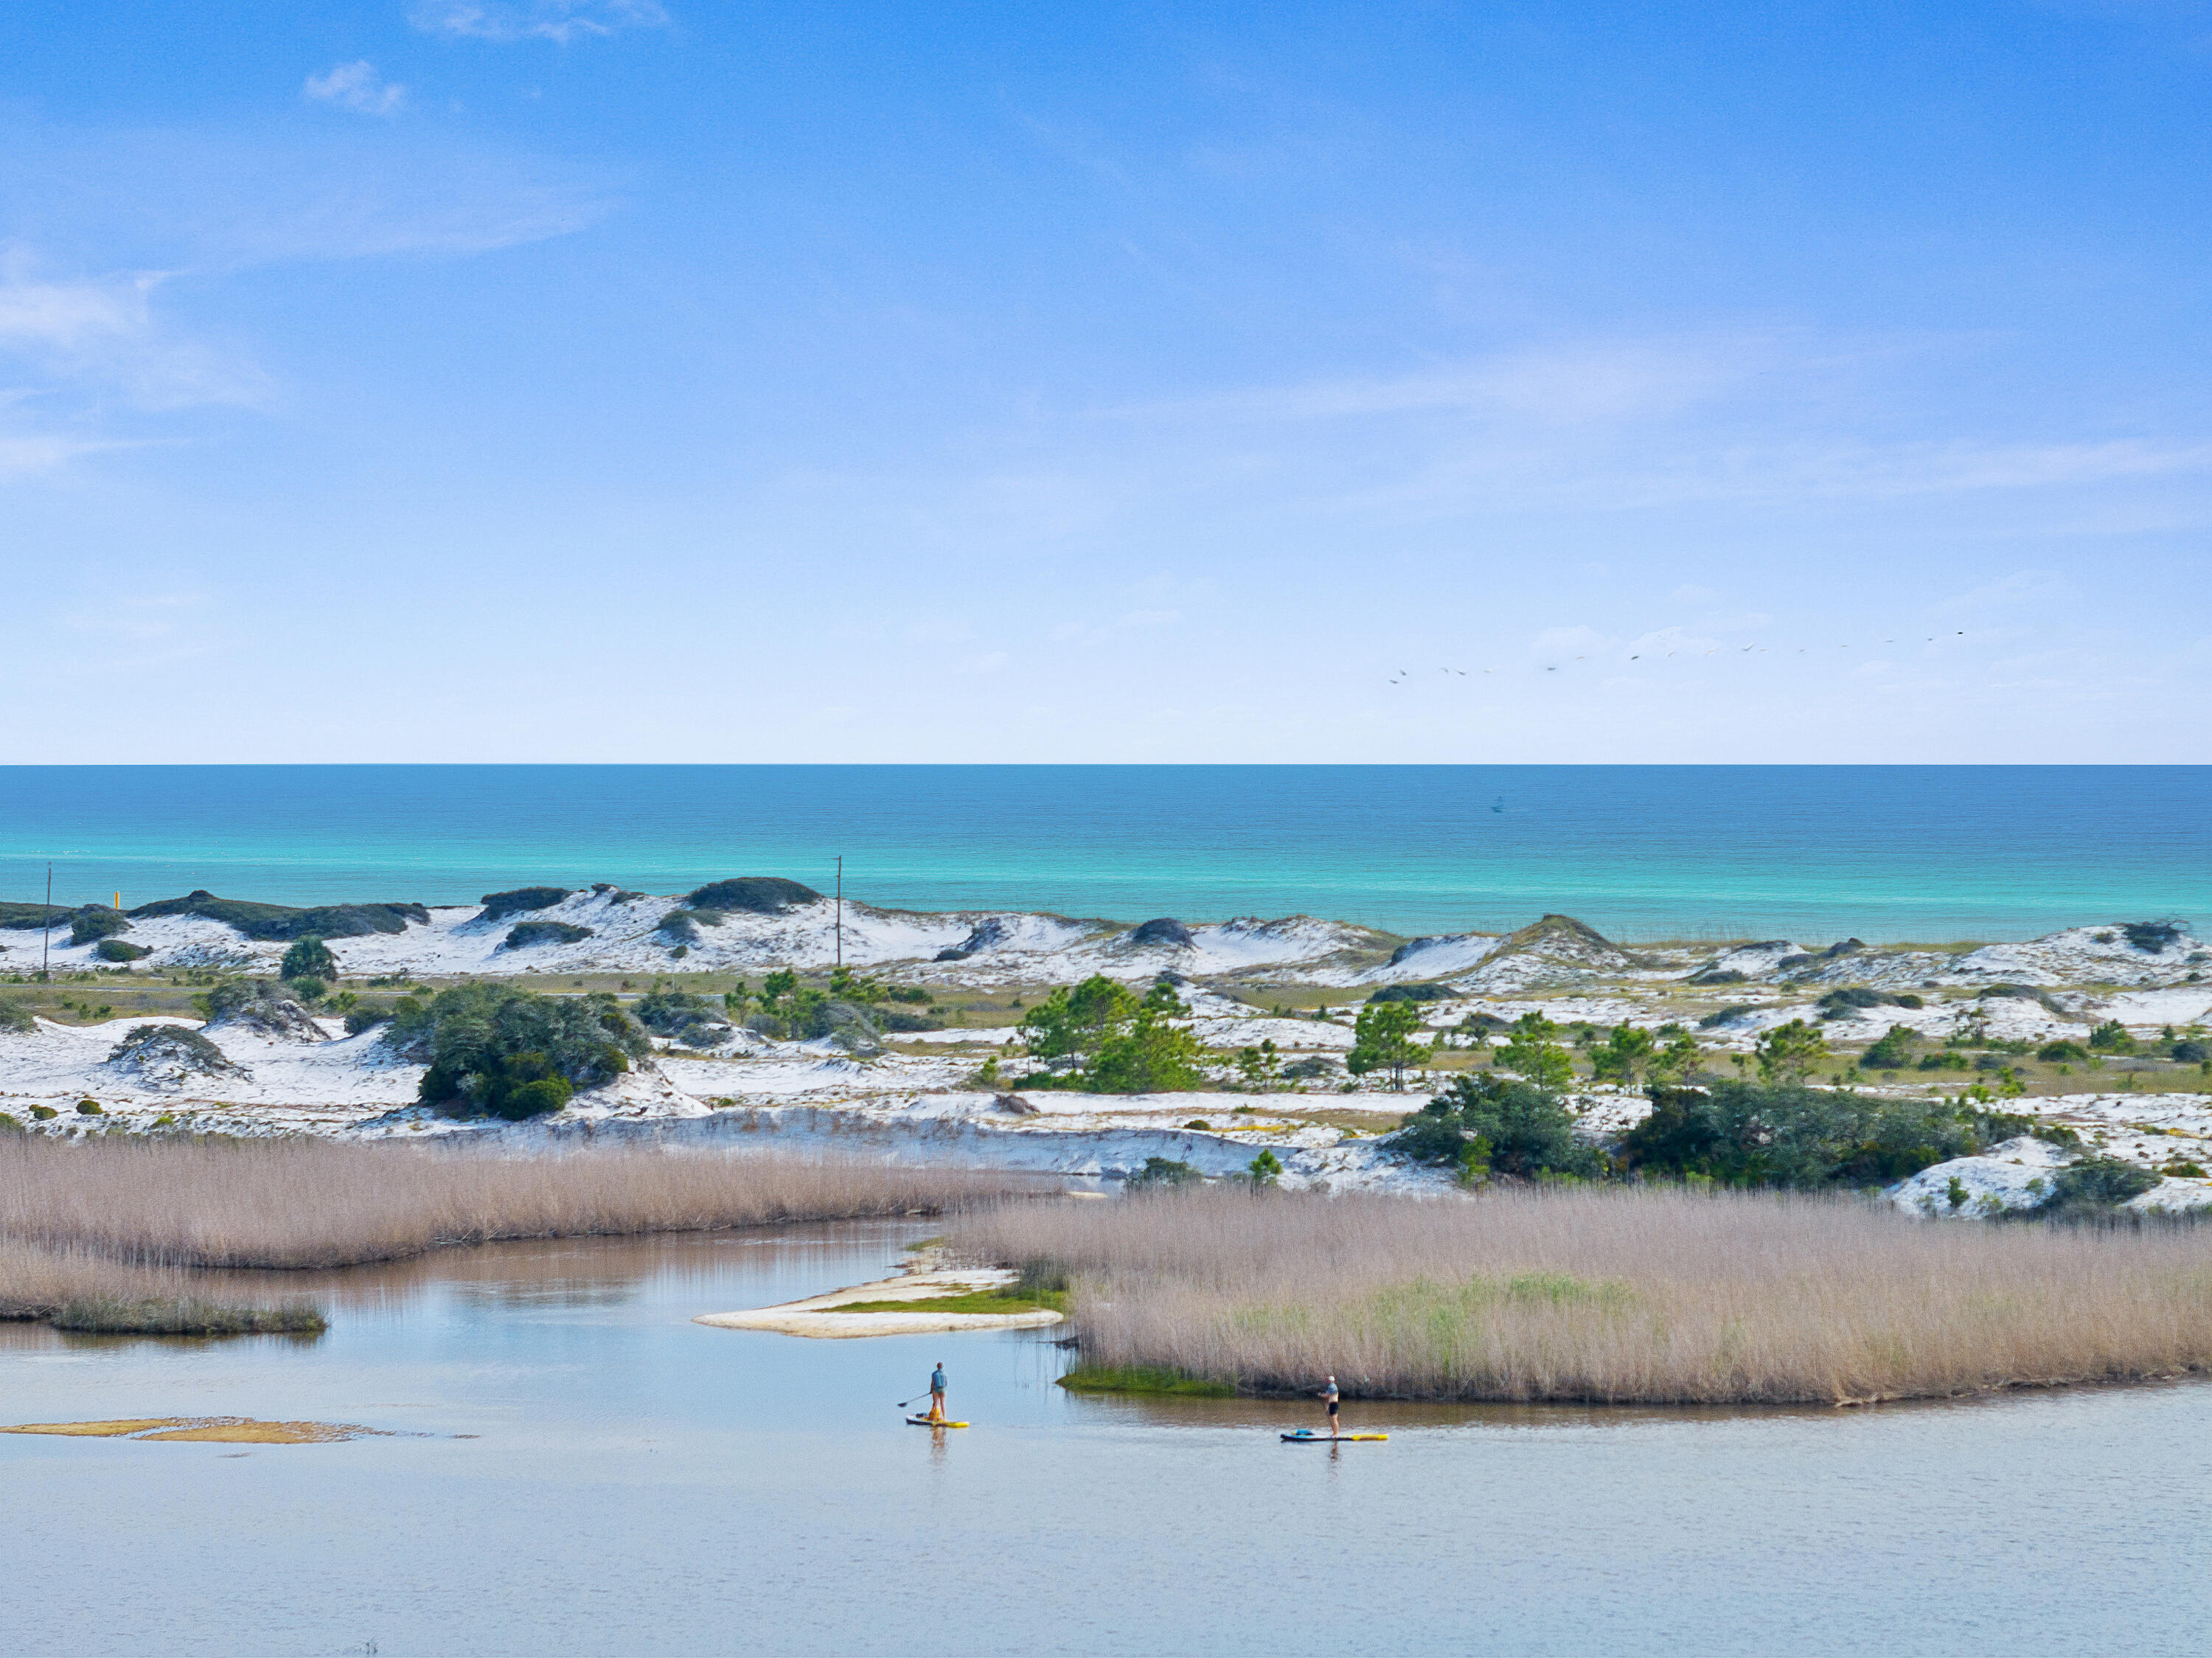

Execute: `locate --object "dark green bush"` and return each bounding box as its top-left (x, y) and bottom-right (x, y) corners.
top-left (69, 909), bottom-right (131, 946)
top-left (1367, 983), bottom-right (1455, 1004)
top-left (2089, 1021), bottom-right (2135, 1053)
top-left (94, 939), bottom-right (150, 962)
top-left (406, 984), bottom-right (646, 1118)
top-left (635, 985), bottom-right (729, 1043)
top-left (2046, 1157), bottom-right (2159, 1209)
top-left (125, 890), bottom-right (427, 941)
top-left (479, 887), bottom-right (574, 922)
top-left (1697, 1005), bottom-right (1754, 1029)
top-left (1917, 1052), bottom-right (1970, 1071)
top-left (29, 1104), bottom-right (58, 1120)
top-left (1818, 986), bottom-right (1899, 1016)
top-left (1127, 1156), bottom-right (1202, 1188)
top-left (2121, 920), bottom-right (2184, 954)
top-left (1858, 1024), bottom-right (1919, 1069)
top-left (1622, 1082), bottom-right (1996, 1188)
top-left (2037, 1040), bottom-right (2090, 1062)
top-left (0, 999), bottom-right (34, 1034)
top-left (2173, 1040), bottom-right (2209, 1064)
top-left (681, 877), bottom-right (821, 915)
top-left (1392, 1073), bottom-right (1602, 1179)
top-left (76, 1099), bottom-right (103, 1115)
top-left (280, 937), bottom-right (337, 982)
top-left (501, 920), bottom-right (594, 951)
top-left (344, 1006), bottom-right (393, 1036)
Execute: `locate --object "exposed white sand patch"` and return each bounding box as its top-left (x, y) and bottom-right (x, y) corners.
top-left (693, 1266), bottom-right (1063, 1338)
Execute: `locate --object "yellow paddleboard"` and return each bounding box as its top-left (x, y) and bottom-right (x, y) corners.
top-left (1280, 1431), bottom-right (1386, 1442)
top-left (908, 1416), bottom-right (969, 1427)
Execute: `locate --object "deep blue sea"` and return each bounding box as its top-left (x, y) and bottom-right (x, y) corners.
top-left (0, 766), bottom-right (2202, 943)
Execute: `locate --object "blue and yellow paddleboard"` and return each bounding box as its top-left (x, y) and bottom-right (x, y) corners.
top-left (1280, 1430), bottom-right (1386, 1442)
top-left (908, 1416), bottom-right (969, 1427)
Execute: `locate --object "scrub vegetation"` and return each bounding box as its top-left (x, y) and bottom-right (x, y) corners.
top-left (955, 1185), bottom-right (2212, 1405)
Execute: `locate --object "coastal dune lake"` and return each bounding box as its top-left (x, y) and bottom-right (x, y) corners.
top-left (8, 1221), bottom-right (2211, 1657)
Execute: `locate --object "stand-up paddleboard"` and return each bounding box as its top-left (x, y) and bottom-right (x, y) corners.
top-left (1280, 1429), bottom-right (1386, 1442)
top-left (908, 1416), bottom-right (969, 1427)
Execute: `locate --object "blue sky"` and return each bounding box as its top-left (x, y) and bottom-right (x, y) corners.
top-left (2, 0), bottom-right (2208, 763)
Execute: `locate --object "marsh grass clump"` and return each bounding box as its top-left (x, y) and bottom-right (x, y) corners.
top-left (954, 1184), bottom-right (2212, 1405)
top-left (51, 1297), bottom-right (327, 1336)
top-left (0, 1136), bottom-right (1032, 1270)
top-left (0, 1000), bottom-right (34, 1035)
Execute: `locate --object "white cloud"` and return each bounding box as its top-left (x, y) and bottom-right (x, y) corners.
top-left (0, 263), bottom-right (271, 411)
top-left (410, 0), bottom-right (669, 44)
top-left (304, 62), bottom-right (408, 117)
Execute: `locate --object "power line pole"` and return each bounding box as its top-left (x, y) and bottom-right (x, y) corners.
top-left (835, 855), bottom-right (843, 970)
top-left (41, 862), bottom-right (52, 981)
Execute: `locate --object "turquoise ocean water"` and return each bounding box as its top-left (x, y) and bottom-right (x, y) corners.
top-left (0, 765), bottom-right (2202, 942)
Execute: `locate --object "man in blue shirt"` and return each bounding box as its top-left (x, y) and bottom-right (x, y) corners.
top-left (927, 1362), bottom-right (947, 1422)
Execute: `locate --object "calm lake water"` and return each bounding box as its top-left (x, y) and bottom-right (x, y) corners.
top-left (7, 1221), bottom-right (2210, 1657)
top-left (3, 763), bottom-right (2207, 940)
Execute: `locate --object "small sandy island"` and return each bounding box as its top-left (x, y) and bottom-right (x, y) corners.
top-left (694, 1265), bottom-right (1064, 1339)
top-left (0, 1417), bottom-right (383, 1443)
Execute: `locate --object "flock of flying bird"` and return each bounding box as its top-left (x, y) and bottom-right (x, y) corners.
top-left (1383, 631), bottom-right (1970, 687)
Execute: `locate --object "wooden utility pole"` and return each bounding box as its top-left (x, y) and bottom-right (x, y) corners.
top-left (41, 862), bottom-right (52, 980)
top-left (835, 856), bottom-right (843, 969)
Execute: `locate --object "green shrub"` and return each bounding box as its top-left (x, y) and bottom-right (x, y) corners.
top-left (1818, 987), bottom-right (1901, 1016)
top-left (479, 887), bottom-right (574, 922)
top-left (126, 890), bottom-right (427, 941)
top-left (94, 939), bottom-right (150, 962)
top-left (2172, 1040), bottom-right (2209, 1064)
top-left (69, 909), bottom-right (131, 946)
top-left (1697, 1005), bottom-right (1754, 1030)
top-left (30, 1104), bottom-right (59, 1120)
top-left (2121, 920), bottom-right (2184, 954)
top-left (0, 999), bottom-right (36, 1033)
top-left (886, 985), bottom-right (933, 1005)
top-left (635, 985), bottom-right (729, 1044)
top-left (1366, 983), bottom-right (1454, 1004)
top-left (2037, 1040), bottom-right (2090, 1062)
top-left (501, 920), bottom-right (593, 951)
top-left (279, 937), bottom-right (337, 982)
top-left (1393, 1073), bottom-right (1602, 1179)
top-left (1623, 1081), bottom-right (1996, 1188)
top-left (1248, 1149), bottom-right (1284, 1186)
top-left (0, 1111), bottom-right (20, 1131)
top-left (1917, 1051), bottom-right (1970, 1071)
top-left (75, 1099), bottom-right (103, 1115)
top-left (681, 877), bottom-right (821, 915)
top-left (406, 984), bottom-right (646, 1118)
top-left (2089, 1021), bottom-right (2135, 1053)
top-left (1127, 1156), bottom-right (1202, 1188)
top-left (344, 1006), bottom-right (394, 1036)
top-left (1858, 1024), bottom-right (1919, 1070)
top-left (2045, 1157), bottom-right (2158, 1210)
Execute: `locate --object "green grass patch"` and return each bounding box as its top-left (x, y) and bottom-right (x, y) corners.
top-left (1056, 1364), bottom-right (1237, 1397)
top-left (828, 1285), bottom-right (1068, 1316)
top-left (51, 1298), bottom-right (327, 1336)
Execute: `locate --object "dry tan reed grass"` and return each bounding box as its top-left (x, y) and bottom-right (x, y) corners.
top-left (953, 1185), bottom-right (2212, 1405)
top-left (0, 1136), bottom-right (1028, 1272)
top-left (0, 1238), bottom-right (198, 1319)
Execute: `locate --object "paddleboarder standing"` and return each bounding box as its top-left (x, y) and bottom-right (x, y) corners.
top-left (927, 1362), bottom-right (948, 1423)
top-left (1319, 1375), bottom-right (1341, 1438)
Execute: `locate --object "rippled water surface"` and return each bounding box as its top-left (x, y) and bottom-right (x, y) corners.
top-left (7, 1223), bottom-right (2210, 1657)
top-left (4, 763), bottom-right (2205, 937)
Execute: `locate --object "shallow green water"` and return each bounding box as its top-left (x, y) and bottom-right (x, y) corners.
top-left (5, 1222), bottom-right (2208, 1656)
top-left (4, 763), bottom-right (2205, 938)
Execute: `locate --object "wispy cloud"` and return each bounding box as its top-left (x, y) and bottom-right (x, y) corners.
top-left (0, 260), bottom-right (271, 412)
top-left (304, 62), bottom-right (408, 118)
top-left (410, 0), bottom-right (669, 44)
